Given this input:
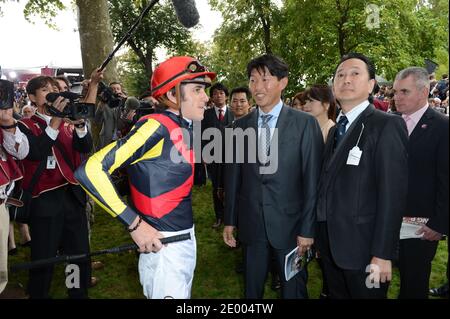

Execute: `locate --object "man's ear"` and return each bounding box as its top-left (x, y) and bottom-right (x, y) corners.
top-left (280, 77), bottom-right (288, 90)
top-left (421, 86), bottom-right (430, 100)
top-left (368, 79), bottom-right (376, 94)
top-left (166, 89), bottom-right (177, 104)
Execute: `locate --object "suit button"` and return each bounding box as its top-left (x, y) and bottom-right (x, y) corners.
top-left (262, 180), bottom-right (267, 185)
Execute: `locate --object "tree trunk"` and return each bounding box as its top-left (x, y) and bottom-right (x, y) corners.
top-left (76, 0), bottom-right (118, 149)
top-left (336, 0), bottom-right (350, 56)
top-left (76, 0), bottom-right (118, 83)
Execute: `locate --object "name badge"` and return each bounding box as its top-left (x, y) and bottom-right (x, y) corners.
top-left (47, 156), bottom-right (56, 169)
top-left (346, 146), bottom-right (362, 166)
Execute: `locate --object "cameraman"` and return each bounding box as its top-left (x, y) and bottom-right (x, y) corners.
top-left (94, 81), bottom-right (126, 148)
top-left (0, 80), bottom-right (29, 295)
top-left (17, 69), bottom-right (103, 299)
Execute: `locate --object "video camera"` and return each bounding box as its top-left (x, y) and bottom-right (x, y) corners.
top-left (133, 99), bottom-right (156, 121)
top-left (97, 82), bottom-right (124, 108)
top-left (0, 79), bottom-right (14, 110)
top-left (45, 91), bottom-right (95, 120)
top-left (118, 97), bottom-right (156, 136)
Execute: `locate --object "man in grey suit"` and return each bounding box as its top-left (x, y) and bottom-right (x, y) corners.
top-left (316, 53), bottom-right (409, 298)
top-left (223, 54), bottom-right (323, 298)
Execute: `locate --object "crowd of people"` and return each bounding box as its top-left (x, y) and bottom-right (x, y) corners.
top-left (0, 52), bottom-right (448, 299)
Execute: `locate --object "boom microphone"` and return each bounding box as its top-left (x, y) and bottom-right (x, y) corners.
top-left (171, 0), bottom-right (200, 28)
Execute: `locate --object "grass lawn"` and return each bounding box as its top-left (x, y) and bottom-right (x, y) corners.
top-left (7, 182), bottom-right (448, 299)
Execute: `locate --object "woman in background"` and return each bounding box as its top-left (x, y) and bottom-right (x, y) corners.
top-left (302, 84), bottom-right (336, 142)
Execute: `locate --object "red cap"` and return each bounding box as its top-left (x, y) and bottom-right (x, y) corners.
top-left (151, 56), bottom-right (216, 99)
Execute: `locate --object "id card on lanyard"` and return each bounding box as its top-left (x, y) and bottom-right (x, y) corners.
top-left (346, 123), bottom-right (364, 166)
top-left (47, 156), bottom-right (56, 169)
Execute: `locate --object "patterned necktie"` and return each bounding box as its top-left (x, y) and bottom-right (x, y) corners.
top-left (334, 115), bottom-right (349, 149)
top-left (218, 108), bottom-right (224, 122)
top-left (259, 114), bottom-right (273, 164)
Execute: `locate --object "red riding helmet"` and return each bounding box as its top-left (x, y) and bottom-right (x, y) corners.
top-left (150, 56), bottom-right (216, 99)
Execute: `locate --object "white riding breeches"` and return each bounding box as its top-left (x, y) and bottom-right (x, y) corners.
top-left (138, 226), bottom-right (196, 299)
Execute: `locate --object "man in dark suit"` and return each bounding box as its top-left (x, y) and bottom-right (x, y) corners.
top-left (201, 83), bottom-right (234, 228)
top-left (393, 67), bottom-right (449, 299)
top-left (223, 54), bottom-right (323, 298)
top-left (316, 53), bottom-right (409, 299)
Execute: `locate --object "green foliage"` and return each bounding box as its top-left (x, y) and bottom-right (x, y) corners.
top-left (117, 51), bottom-right (149, 97)
top-left (206, 0), bottom-right (282, 89)
top-left (207, 0), bottom-right (449, 97)
top-left (109, 0), bottom-right (198, 94)
top-left (22, 0), bottom-right (65, 29)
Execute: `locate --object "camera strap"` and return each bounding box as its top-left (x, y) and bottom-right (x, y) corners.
top-left (45, 103), bottom-right (67, 118)
top-left (54, 140), bottom-right (75, 171)
top-left (26, 157), bottom-right (47, 193)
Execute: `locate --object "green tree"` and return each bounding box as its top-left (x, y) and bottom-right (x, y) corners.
top-left (278, 0), bottom-right (448, 95)
top-left (207, 0), bottom-right (282, 90)
top-left (117, 51), bottom-right (149, 97)
top-left (428, 0), bottom-right (449, 78)
top-left (207, 0), bottom-right (448, 97)
top-left (109, 0), bottom-right (195, 82)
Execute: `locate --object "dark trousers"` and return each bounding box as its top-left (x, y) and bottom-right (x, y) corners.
top-left (207, 163), bottom-right (223, 221)
top-left (317, 222), bottom-right (389, 299)
top-left (398, 238), bottom-right (439, 299)
top-left (243, 242), bottom-right (308, 299)
top-left (28, 186), bottom-right (90, 299)
top-left (194, 163), bottom-right (206, 186)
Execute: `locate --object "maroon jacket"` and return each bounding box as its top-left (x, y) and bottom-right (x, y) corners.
top-left (18, 115), bottom-right (92, 197)
top-left (0, 130), bottom-right (23, 188)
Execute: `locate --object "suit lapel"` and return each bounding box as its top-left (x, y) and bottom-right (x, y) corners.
top-left (274, 105), bottom-right (291, 146)
top-left (225, 106), bottom-right (234, 125)
top-left (325, 105), bottom-right (375, 172)
top-left (409, 107), bottom-right (434, 143)
top-left (246, 109), bottom-right (260, 178)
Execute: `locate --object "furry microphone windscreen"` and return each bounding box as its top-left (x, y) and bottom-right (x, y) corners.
top-left (171, 0), bottom-right (200, 28)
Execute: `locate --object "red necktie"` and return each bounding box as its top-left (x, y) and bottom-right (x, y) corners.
top-left (218, 109), bottom-right (224, 121)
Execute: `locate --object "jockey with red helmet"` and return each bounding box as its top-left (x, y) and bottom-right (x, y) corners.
top-left (76, 56), bottom-right (216, 298)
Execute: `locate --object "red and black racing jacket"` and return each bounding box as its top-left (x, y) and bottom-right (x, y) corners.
top-left (75, 111), bottom-right (195, 231)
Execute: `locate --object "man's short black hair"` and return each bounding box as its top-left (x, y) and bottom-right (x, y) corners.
top-left (246, 54), bottom-right (289, 80)
top-left (334, 52), bottom-right (376, 80)
top-left (26, 76), bottom-right (55, 95)
top-left (55, 75), bottom-right (70, 89)
top-left (230, 87), bottom-right (251, 101)
top-left (210, 82), bottom-right (229, 97)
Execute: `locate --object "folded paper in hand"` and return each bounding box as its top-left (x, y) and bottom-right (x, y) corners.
top-left (284, 247), bottom-right (301, 281)
top-left (400, 217), bottom-right (429, 240)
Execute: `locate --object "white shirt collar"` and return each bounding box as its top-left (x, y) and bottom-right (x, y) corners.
top-left (35, 111), bottom-right (52, 125)
top-left (214, 105), bottom-right (227, 116)
top-left (337, 100), bottom-right (370, 128)
top-left (167, 109), bottom-right (192, 127)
